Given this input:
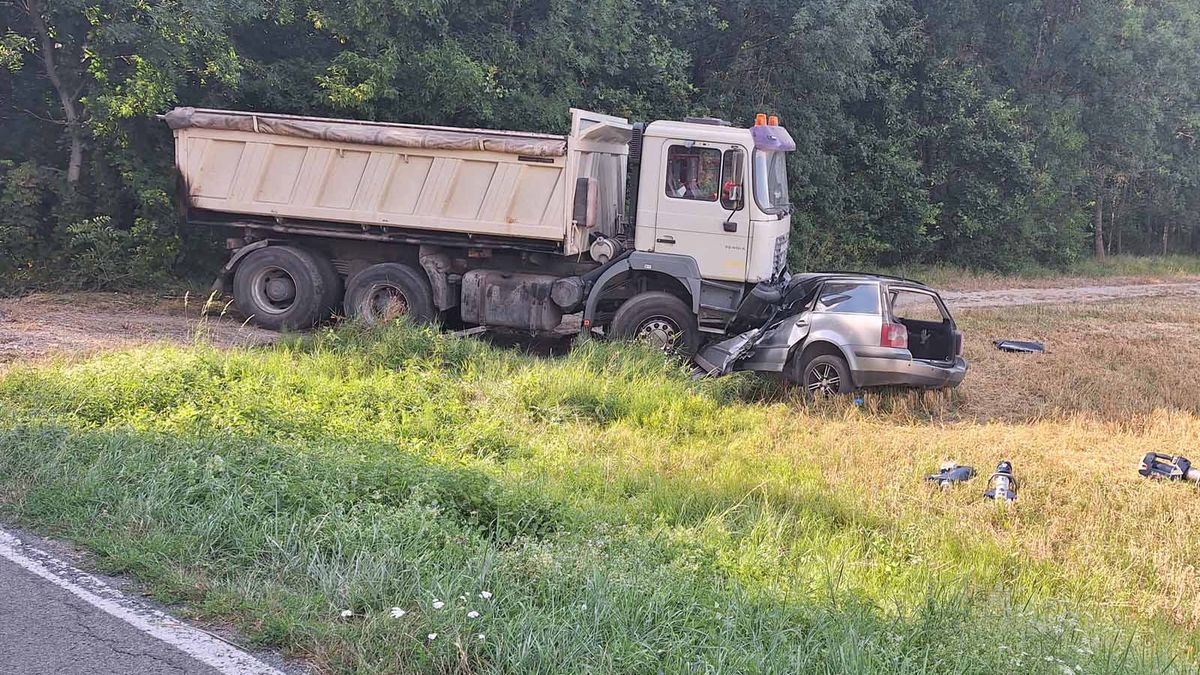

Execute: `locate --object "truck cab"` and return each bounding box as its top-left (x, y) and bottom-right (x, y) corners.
top-left (633, 116), bottom-right (793, 284)
top-left (578, 113), bottom-right (796, 351)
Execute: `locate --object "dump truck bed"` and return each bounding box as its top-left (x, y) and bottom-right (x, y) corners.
top-left (167, 107), bottom-right (591, 246)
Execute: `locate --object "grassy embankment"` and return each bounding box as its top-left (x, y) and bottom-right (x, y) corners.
top-left (2, 293), bottom-right (1200, 673)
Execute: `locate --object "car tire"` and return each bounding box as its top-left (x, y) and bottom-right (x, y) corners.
top-left (609, 291), bottom-right (700, 355)
top-left (344, 262), bottom-right (436, 325)
top-left (232, 246), bottom-right (339, 331)
top-left (796, 353), bottom-right (853, 398)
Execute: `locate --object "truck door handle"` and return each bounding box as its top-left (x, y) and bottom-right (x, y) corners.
top-left (656, 236), bottom-right (676, 245)
top-left (723, 221), bottom-right (738, 232)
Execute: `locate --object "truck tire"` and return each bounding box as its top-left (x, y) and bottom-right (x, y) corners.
top-left (232, 246), bottom-right (340, 330)
top-left (610, 291), bottom-right (700, 355)
top-left (345, 262), bottom-right (435, 325)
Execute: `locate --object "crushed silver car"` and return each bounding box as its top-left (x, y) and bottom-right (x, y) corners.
top-left (694, 273), bottom-right (967, 395)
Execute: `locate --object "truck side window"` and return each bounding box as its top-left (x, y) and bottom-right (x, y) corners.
top-left (720, 148), bottom-right (745, 210)
top-left (665, 145), bottom-right (720, 201)
top-left (815, 282), bottom-right (880, 314)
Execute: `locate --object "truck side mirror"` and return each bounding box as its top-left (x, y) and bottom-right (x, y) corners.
top-left (720, 148), bottom-right (746, 210)
top-left (572, 177), bottom-right (598, 229)
top-left (722, 183), bottom-right (743, 208)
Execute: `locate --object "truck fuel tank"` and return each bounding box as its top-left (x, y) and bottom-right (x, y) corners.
top-left (460, 270), bottom-right (564, 331)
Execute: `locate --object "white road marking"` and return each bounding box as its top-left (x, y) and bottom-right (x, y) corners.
top-left (0, 528), bottom-right (287, 675)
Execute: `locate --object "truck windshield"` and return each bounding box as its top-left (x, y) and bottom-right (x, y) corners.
top-left (753, 151), bottom-right (790, 214)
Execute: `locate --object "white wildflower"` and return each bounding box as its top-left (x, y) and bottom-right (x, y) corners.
top-left (427, 632), bottom-right (438, 641)
top-left (479, 591), bottom-right (493, 600)
top-left (581, 603), bottom-right (587, 610)
top-left (432, 600), bottom-right (445, 609)
top-left (477, 633), bottom-right (486, 641)
top-left (467, 610), bottom-right (480, 619)
top-left (339, 609), bottom-right (353, 618)
top-left (389, 607), bottom-right (406, 619)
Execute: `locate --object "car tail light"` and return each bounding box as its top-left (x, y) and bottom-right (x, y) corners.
top-left (880, 322), bottom-right (908, 349)
top-left (955, 331), bottom-right (964, 357)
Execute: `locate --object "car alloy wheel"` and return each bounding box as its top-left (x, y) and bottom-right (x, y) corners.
top-left (805, 361), bottom-right (842, 396)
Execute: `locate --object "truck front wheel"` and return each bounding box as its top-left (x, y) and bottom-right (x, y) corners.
top-left (610, 291), bottom-right (700, 355)
top-left (233, 246), bottom-right (340, 330)
top-left (345, 263), bottom-right (435, 325)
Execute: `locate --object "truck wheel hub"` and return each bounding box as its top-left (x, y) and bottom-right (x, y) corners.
top-left (367, 285), bottom-right (409, 320)
top-left (250, 266), bottom-right (299, 314)
top-left (266, 276), bottom-right (296, 302)
top-left (636, 318), bottom-right (680, 351)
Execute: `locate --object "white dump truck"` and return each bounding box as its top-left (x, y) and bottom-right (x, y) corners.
top-left (166, 107), bottom-right (796, 352)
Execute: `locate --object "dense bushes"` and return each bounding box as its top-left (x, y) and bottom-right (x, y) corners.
top-left (2, 0), bottom-right (1198, 288)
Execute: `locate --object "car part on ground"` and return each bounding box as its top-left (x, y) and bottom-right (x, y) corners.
top-left (232, 245), bottom-right (341, 330)
top-left (993, 339), bottom-right (1046, 353)
top-left (984, 461), bottom-right (1018, 502)
top-left (1138, 453), bottom-right (1200, 483)
top-left (926, 462), bottom-right (976, 488)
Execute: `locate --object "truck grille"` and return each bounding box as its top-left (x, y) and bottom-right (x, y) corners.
top-left (773, 234), bottom-right (788, 274)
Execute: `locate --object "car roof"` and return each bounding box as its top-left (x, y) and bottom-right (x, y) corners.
top-left (791, 271), bottom-right (935, 291)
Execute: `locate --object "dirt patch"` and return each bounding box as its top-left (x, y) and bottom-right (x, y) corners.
top-left (0, 292), bottom-right (277, 363)
top-left (2, 279), bottom-right (1198, 364)
top-left (942, 280), bottom-right (1200, 310)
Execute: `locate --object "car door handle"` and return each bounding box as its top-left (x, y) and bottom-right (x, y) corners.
top-left (656, 236), bottom-right (676, 244)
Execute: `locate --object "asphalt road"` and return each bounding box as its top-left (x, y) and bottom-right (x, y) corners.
top-left (0, 553), bottom-right (221, 674)
top-left (0, 528), bottom-right (292, 675)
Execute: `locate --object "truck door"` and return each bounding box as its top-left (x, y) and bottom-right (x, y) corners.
top-left (653, 142), bottom-right (750, 282)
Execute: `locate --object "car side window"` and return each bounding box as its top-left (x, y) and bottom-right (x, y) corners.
top-left (890, 290), bottom-right (946, 322)
top-left (814, 282), bottom-right (880, 314)
top-left (665, 145), bottom-right (720, 201)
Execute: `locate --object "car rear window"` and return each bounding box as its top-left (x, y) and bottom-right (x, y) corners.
top-left (890, 290), bottom-right (946, 322)
top-left (815, 282), bottom-right (880, 314)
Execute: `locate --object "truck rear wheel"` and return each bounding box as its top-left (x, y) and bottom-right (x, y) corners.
top-left (610, 291), bottom-right (699, 355)
top-left (345, 263), bottom-right (435, 325)
top-left (233, 246), bottom-right (340, 330)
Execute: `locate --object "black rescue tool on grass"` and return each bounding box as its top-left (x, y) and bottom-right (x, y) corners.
top-left (926, 462), bottom-right (976, 488)
top-left (1138, 453), bottom-right (1200, 483)
top-left (993, 340), bottom-right (1045, 353)
top-left (984, 461), bottom-right (1018, 502)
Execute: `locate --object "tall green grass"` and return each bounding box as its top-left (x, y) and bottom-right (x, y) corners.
top-left (0, 324), bottom-right (1192, 673)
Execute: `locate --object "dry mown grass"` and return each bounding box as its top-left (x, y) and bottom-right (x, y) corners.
top-left (953, 295), bottom-right (1200, 423)
top-left (782, 294), bottom-right (1200, 629)
top-left (882, 255), bottom-right (1200, 291)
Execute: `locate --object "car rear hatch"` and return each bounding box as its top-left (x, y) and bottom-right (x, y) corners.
top-left (885, 286), bottom-right (961, 364)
